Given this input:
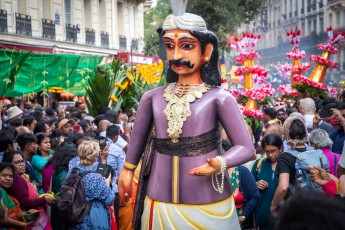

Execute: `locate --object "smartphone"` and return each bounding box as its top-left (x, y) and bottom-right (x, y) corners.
top-left (319, 156), bottom-right (324, 168)
top-left (99, 138), bottom-right (107, 150)
top-left (96, 163), bottom-right (113, 178)
top-left (319, 110), bottom-right (333, 118)
top-left (319, 156), bottom-right (329, 173)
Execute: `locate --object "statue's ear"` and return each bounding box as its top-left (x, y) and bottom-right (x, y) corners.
top-left (204, 44), bottom-right (214, 61)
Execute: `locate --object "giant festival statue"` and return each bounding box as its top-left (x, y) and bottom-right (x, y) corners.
top-left (117, 0), bottom-right (255, 229)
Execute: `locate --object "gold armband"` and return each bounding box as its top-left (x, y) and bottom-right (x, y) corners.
top-left (124, 161), bottom-right (137, 171)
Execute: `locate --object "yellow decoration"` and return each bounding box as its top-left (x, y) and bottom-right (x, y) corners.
top-left (243, 58), bottom-right (254, 90)
top-left (242, 59), bottom-right (258, 110)
top-left (309, 51), bottom-right (330, 83)
top-left (291, 59), bottom-right (302, 87)
top-left (49, 87), bottom-right (64, 93)
top-left (245, 98), bottom-right (258, 110)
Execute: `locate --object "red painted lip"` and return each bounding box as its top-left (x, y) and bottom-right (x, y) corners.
top-left (173, 65), bottom-right (184, 69)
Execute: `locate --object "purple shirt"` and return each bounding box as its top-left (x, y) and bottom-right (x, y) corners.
top-left (321, 148), bottom-right (340, 177)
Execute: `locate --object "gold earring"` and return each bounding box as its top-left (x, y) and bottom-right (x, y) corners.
top-left (205, 57), bottom-right (210, 62)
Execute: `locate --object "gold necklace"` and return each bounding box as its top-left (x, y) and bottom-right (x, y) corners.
top-left (163, 83), bottom-right (210, 143)
top-left (173, 83), bottom-right (203, 98)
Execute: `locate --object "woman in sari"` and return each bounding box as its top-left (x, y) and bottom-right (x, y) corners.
top-left (0, 162), bottom-right (36, 229)
top-left (3, 151), bottom-right (55, 230)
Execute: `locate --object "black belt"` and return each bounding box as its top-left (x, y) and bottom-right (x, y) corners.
top-left (153, 126), bottom-right (221, 157)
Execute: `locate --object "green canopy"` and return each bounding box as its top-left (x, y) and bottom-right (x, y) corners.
top-left (0, 50), bottom-right (104, 97)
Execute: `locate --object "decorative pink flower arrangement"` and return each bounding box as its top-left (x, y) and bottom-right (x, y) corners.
top-left (278, 85), bottom-right (300, 97)
top-left (282, 63), bottom-right (310, 72)
top-left (235, 51), bottom-right (260, 63)
top-left (230, 84), bottom-right (275, 101)
top-left (317, 44), bottom-right (339, 54)
top-left (238, 105), bottom-right (264, 120)
top-left (309, 55), bottom-right (338, 68)
top-left (292, 74), bottom-right (337, 97)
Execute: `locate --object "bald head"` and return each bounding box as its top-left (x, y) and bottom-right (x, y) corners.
top-left (16, 126), bottom-right (31, 134)
top-left (99, 120), bottom-right (111, 132)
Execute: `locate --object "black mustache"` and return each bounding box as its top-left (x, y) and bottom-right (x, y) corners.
top-left (169, 59), bottom-right (194, 69)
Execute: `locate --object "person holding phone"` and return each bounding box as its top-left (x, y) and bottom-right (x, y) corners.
top-left (300, 98), bottom-right (334, 134)
top-left (329, 102), bottom-right (345, 154)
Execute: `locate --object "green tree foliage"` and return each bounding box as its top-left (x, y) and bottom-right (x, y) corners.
top-left (144, 0), bottom-right (265, 56)
top-left (144, 0), bottom-right (171, 56)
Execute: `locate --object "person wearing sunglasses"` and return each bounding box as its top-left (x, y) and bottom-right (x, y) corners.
top-left (252, 134), bottom-right (283, 230)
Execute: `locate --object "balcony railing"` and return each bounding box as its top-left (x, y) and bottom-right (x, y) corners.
top-left (131, 38), bottom-right (138, 51)
top-left (0, 9), bottom-right (7, 33)
top-left (85, 27), bottom-right (95, 45)
top-left (101, 31), bottom-right (109, 48)
top-left (66, 23), bottom-right (77, 43)
top-left (119, 35), bottom-right (127, 50)
top-left (42, 19), bottom-right (55, 40)
top-left (15, 13), bottom-right (32, 36)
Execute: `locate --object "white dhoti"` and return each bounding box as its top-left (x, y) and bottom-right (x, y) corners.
top-left (141, 195), bottom-right (240, 230)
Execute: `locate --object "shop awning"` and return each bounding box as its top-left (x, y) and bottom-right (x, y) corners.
top-left (0, 50), bottom-right (104, 96)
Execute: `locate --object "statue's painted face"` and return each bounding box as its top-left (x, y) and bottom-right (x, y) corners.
top-left (163, 29), bottom-right (204, 77)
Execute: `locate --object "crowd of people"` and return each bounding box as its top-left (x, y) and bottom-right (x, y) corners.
top-left (0, 93), bottom-right (345, 229)
top-left (0, 98), bottom-right (134, 229)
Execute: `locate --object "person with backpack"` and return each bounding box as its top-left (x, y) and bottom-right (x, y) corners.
top-left (251, 134), bottom-right (283, 230)
top-left (58, 141), bottom-right (115, 229)
top-left (309, 129), bottom-right (340, 177)
top-left (270, 117), bottom-right (329, 218)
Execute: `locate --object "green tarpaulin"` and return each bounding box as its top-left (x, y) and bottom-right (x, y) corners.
top-left (0, 50), bottom-right (104, 97)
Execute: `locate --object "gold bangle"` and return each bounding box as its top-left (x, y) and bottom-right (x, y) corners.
top-left (124, 161), bottom-right (137, 170)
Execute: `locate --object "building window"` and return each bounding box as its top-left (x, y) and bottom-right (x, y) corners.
top-left (15, 13), bottom-right (32, 36)
top-left (101, 31), bottom-right (109, 48)
top-left (0, 9), bottom-right (7, 33)
top-left (42, 19), bottom-right (55, 40)
top-left (329, 13), bottom-right (333, 26)
top-left (64, 0), bottom-right (72, 24)
top-left (85, 27), bottom-right (95, 45)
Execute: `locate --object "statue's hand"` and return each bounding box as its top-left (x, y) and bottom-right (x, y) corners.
top-left (118, 168), bottom-right (134, 203)
top-left (188, 158), bottom-right (221, 176)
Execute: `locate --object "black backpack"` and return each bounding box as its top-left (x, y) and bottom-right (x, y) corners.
top-left (56, 168), bottom-right (93, 225)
